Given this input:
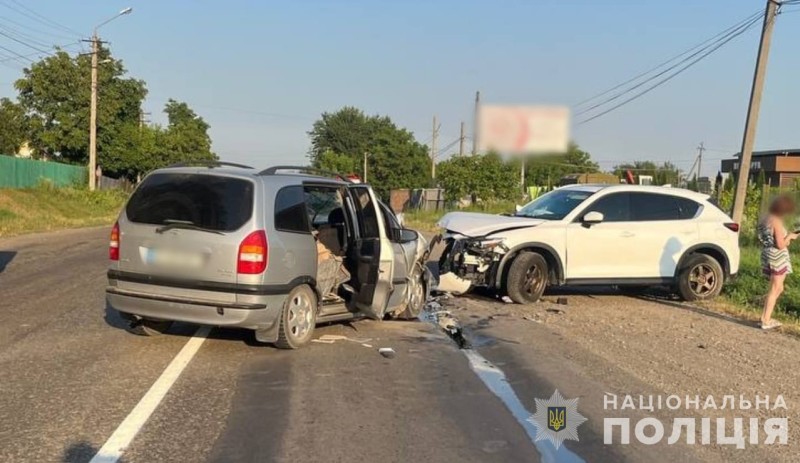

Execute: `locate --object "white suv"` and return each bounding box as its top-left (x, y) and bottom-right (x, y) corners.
top-left (436, 184), bottom-right (740, 303)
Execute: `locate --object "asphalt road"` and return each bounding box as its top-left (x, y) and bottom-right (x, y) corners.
top-left (1, 227), bottom-right (797, 462)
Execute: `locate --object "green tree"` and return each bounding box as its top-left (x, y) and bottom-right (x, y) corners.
top-left (15, 48), bottom-right (146, 163)
top-left (102, 100), bottom-right (216, 179)
top-left (437, 152), bottom-right (519, 202)
top-left (0, 98), bottom-right (27, 155)
top-left (308, 106), bottom-right (430, 196)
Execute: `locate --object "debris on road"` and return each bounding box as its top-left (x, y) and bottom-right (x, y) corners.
top-left (556, 297), bottom-right (568, 305)
top-left (311, 334), bottom-right (374, 345)
top-left (421, 296), bottom-right (471, 349)
top-left (546, 308), bottom-right (565, 314)
top-left (378, 347), bottom-right (396, 358)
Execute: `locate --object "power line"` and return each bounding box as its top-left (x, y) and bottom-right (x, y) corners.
top-left (573, 8), bottom-right (764, 109)
top-left (576, 12), bottom-right (764, 125)
top-left (576, 12), bottom-right (764, 118)
top-left (1, 0), bottom-right (82, 37)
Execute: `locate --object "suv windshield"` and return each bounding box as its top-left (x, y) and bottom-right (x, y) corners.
top-left (126, 173), bottom-right (254, 232)
top-left (514, 189), bottom-right (594, 220)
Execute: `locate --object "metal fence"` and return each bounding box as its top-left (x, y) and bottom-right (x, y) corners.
top-left (0, 156), bottom-right (85, 188)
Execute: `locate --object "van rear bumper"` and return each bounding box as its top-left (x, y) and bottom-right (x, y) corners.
top-left (105, 287), bottom-right (285, 332)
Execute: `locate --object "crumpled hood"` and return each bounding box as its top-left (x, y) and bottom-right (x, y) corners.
top-left (437, 212), bottom-right (546, 237)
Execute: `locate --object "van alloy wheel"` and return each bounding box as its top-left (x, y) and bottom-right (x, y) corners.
top-left (287, 293), bottom-right (313, 339)
top-left (276, 285), bottom-right (317, 349)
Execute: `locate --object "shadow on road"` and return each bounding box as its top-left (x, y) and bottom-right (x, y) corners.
top-left (103, 304), bottom-right (268, 348)
top-left (61, 440), bottom-right (127, 463)
top-left (633, 290), bottom-right (758, 329)
top-left (0, 250), bottom-right (16, 273)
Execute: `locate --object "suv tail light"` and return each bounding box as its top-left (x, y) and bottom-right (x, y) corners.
top-left (109, 221), bottom-right (120, 260)
top-left (724, 222), bottom-right (740, 233)
top-left (238, 230), bottom-right (268, 274)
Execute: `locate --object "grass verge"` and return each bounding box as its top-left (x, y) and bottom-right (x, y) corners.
top-left (0, 185), bottom-right (127, 238)
top-left (404, 200), bottom-right (518, 232)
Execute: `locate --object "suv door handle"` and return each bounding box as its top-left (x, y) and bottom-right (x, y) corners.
top-left (620, 231), bottom-right (635, 238)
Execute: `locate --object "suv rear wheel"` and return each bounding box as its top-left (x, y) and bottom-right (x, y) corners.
top-left (676, 254), bottom-right (723, 301)
top-left (506, 252), bottom-right (548, 304)
top-left (276, 285), bottom-right (317, 349)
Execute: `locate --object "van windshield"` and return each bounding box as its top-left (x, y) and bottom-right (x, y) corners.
top-left (126, 173), bottom-right (254, 232)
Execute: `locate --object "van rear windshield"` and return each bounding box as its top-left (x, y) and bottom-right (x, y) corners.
top-left (126, 173), bottom-right (254, 232)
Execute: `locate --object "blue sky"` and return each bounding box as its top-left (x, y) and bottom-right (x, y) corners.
top-left (1, 0), bottom-right (799, 177)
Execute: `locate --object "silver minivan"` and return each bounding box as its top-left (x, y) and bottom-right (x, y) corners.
top-left (106, 163), bottom-right (430, 348)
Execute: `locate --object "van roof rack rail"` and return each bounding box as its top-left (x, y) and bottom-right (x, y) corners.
top-left (166, 160), bottom-right (254, 169)
top-left (258, 165), bottom-right (353, 183)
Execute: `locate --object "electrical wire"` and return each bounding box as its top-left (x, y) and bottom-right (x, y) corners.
top-left (576, 12), bottom-right (765, 125)
top-left (1, 0), bottom-right (82, 37)
top-left (573, 8), bottom-right (764, 109)
top-left (576, 12), bottom-right (764, 118)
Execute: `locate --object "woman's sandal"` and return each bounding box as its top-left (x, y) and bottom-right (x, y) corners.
top-left (760, 320), bottom-right (783, 330)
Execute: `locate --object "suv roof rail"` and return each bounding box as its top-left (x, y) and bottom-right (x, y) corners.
top-left (165, 160), bottom-right (254, 169)
top-left (258, 165), bottom-right (353, 183)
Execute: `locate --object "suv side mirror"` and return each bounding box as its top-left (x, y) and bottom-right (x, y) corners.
top-left (397, 228), bottom-right (418, 243)
top-left (582, 211), bottom-right (604, 225)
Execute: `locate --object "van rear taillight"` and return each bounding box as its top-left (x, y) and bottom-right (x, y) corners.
top-left (724, 222), bottom-right (740, 233)
top-left (237, 230), bottom-right (268, 274)
top-left (109, 222), bottom-right (120, 260)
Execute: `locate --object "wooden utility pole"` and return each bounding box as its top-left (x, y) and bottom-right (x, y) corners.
top-left (472, 91), bottom-right (480, 155)
top-left (459, 121), bottom-right (465, 156)
top-left (732, 0), bottom-right (780, 223)
top-left (89, 33), bottom-right (98, 191)
top-left (363, 152), bottom-right (368, 183)
top-left (431, 115), bottom-right (439, 179)
top-left (696, 142), bottom-right (705, 184)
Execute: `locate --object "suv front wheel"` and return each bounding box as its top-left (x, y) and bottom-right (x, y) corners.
top-left (676, 254), bottom-right (723, 301)
top-left (276, 285), bottom-right (317, 349)
top-left (505, 251), bottom-right (548, 304)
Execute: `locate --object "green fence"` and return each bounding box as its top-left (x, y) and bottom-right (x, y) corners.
top-left (0, 155), bottom-right (85, 188)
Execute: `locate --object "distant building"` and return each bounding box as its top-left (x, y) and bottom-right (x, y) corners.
top-left (720, 149), bottom-right (800, 188)
top-left (559, 172), bottom-right (620, 186)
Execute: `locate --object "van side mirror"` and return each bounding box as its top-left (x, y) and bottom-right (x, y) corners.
top-left (397, 228), bottom-right (418, 243)
top-left (515, 204), bottom-right (522, 212)
top-left (582, 211), bottom-right (604, 225)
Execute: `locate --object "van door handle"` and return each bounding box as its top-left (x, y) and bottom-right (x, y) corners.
top-left (620, 231), bottom-right (635, 238)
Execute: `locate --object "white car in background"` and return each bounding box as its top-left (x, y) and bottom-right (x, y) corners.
top-left (436, 184), bottom-right (740, 303)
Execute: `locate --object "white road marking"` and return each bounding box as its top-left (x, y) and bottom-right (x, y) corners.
top-left (463, 349), bottom-right (585, 463)
top-left (89, 326), bottom-right (212, 463)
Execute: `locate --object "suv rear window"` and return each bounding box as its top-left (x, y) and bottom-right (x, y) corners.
top-left (126, 173), bottom-right (254, 232)
top-left (630, 192), bottom-right (700, 221)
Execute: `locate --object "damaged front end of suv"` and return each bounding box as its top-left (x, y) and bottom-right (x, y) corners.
top-left (434, 211), bottom-right (550, 299)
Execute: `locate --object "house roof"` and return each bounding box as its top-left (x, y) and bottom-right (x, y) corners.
top-left (730, 149), bottom-right (800, 158)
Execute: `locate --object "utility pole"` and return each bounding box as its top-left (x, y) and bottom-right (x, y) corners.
top-left (138, 109), bottom-right (151, 132)
top-left (459, 121), bottom-right (465, 157)
top-left (89, 33), bottom-right (98, 191)
top-left (696, 142), bottom-right (705, 185)
top-left (732, 0), bottom-right (780, 223)
top-left (472, 91), bottom-right (480, 155)
top-left (431, 115), bottom-right (439, 179)
top-left (363, 152), bottom-right (368, 183)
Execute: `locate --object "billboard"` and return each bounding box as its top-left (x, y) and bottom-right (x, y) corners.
top-left (478, 105), bottom-right (570, 155)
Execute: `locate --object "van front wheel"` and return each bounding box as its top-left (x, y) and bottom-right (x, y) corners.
top-left (276, 285), bottom-right (317, 349)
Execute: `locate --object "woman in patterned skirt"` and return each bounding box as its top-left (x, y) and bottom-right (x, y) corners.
top-left (757, 195), bottom-right (797, 330)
